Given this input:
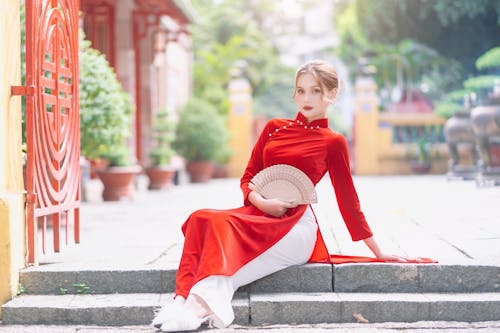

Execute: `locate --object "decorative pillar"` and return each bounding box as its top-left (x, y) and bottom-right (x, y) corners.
top-left (353, 75), bottom-right (380, 175)
top-left (0, 0), bottom-right (26, 316)
top-left (227, 65), bottom-right (252, 177)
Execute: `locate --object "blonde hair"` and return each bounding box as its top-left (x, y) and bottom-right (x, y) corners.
top-left (294, 59), bottom-right (339, 103)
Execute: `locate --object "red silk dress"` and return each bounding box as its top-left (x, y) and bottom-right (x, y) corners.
top-left (175, 112), bottom-right (433, 298)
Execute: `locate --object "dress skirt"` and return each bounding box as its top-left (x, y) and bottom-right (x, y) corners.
top-left (189, 206), bottom-right (318, 327)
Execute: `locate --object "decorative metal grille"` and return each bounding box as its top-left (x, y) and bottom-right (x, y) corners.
top-left (25, 0), bottom-right (80, 263)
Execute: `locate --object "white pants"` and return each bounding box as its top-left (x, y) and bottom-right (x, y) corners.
top-left (189, 206), bottom-right (318, 327)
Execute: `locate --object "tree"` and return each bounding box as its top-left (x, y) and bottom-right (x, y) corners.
top-left (191, 0), bottom-right (284, 115)
top-left (355, 0), bottom-right (500, 74)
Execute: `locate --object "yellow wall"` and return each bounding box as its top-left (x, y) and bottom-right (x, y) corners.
top-left (353, 76), bottom-right (449, 175)
top-left (227, 77), bottom-right (252, 178)
top-left (0, 0), bottom-right (26, 317)
top-left (353, 77), bottom-right (381, 175)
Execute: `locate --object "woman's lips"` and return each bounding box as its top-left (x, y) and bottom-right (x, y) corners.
top-left (303, 106), bottom-right (313, 110)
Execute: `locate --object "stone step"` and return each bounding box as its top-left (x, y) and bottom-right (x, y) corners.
top-left (250, 292), bottom-right (500, 325)
top-left (18, 264), bottom-right (332, 295)
top-left (2, 292), bottom-right (500, 326)
top-left (19, 263), bottom-right (500, 295)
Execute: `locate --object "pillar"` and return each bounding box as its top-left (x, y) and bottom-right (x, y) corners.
top-left (0, 0), bottom-right (26, 317)
top-left (353, 76), bottom-right (380, 175)
top-left (227, 73), bottom-right (252, 177)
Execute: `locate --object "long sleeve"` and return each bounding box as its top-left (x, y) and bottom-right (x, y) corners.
top-left (240, 120), bottom-right (275, 206)
top-left (327, 134), bottom-right (373, 241)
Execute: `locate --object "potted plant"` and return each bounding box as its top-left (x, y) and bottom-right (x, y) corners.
top-left (173, 97), bottom-right (228, 182)
top-left (79, 33), bottom-right (131, 176)
top-left (213, 144), bottom-right (232, 178)
top-left (408, 136), bottom-right (432, 174)
top-left (145, 110), bottom-right (176, 190)
top-left (97, 146), bottom-right (141, 201)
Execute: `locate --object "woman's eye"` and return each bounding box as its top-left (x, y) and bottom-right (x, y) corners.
top-left (314, 89), bottom-right (322, 94)
top-left (297, 89), bottom-right (304, 94)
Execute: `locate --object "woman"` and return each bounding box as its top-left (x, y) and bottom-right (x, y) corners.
top-left (152, 59), bottom-right (430, 332)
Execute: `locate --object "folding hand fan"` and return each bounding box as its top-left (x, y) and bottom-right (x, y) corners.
top-left (248, 164), bottom-right (317, 204)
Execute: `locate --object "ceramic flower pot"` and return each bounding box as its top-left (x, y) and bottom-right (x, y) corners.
top-left (97, 165), bottom-right (141, 201)
top-left (145, 166), bottom-right (175, 190)
top-left (186, 160), bottom-right (215, 183)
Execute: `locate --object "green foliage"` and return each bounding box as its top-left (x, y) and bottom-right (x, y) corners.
top-left (79, 32), bottom-right (133, 162)
top-left (173, 98), bottom-right (228, 162)
top-left (444, 90), bottom-right (472, 104)
top-left (406, 136), bottom-right (432, 164)
top-left (101, 146), bottom-right (131, 167)
top-left (253, 78), bottom-right (296, 120)
top-left (435, 102), bottom-right (462, 119)
top-left (476, 47), bottom-right (500, 71)
top-left (149, 110), bottom-right (176, 166)
top-left (213, 144), bottom-right (232, 165)
top-left (191, 0), bottom-right (287, 115)
top-left (334, 1), bottom-right (371, 73)
top-left (463, 75), bottom-right (500, 97)
top-left (354, 0), bottom-right (500, 74)
top-left (335, 1), bottom-right (460, 101)
top-left (73, 282), bottom-right (91, 294)
top-left (17, 284), bottom-right (25, 296)
top-left (434, 89), bottom-right (470, 118)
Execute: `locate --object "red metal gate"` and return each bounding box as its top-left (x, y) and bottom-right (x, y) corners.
top-left (24, 0), bottom-right (81, 263)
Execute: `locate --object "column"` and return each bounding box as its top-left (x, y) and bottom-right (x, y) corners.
top-left (353, 75), bottom-right (380, 175)
top-left (0, 0), bottom-right (26, 317)
top-left (227, 69), bottom-right (253, 177)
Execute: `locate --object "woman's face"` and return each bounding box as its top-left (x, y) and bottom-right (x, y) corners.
top-left (294, 73), bottom-right (331, 122)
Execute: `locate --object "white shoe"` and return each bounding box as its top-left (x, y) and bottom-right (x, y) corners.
top-left (151, 297), bottom-right (186, 329)
top-left (159, 302), bottom-right (206, 332)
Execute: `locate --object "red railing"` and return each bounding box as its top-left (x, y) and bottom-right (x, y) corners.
top-left (25, 0), bottom-right (81, 263)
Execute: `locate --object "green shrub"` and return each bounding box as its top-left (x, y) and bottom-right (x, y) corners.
top-left (149, 110), bottom-right (176, 166)
top-left (173, 98), bottom-right (228, 162)
top-left (476, 47), bottom-right (500, 72)
top-left (79, 33), bottom-right (133, 162)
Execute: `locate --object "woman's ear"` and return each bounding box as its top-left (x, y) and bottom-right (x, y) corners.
top-left (328, 88), bottom-right (339, 103)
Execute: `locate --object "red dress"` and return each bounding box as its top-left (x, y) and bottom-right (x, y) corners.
top-left (175, 112), bottom-right (433, 298)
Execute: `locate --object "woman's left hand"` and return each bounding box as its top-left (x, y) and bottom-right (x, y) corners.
top-left (376, 253), bottom-right (408, 262)
top-left (363, 237), bottom-right (410, 262)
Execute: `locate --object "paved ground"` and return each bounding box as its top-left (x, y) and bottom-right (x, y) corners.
top-left (39, 174), bottom-right (500, 268)
top-left (2, 174), bottom-right (500, 332)
top-left (1, 321), bottom-right (500, 332)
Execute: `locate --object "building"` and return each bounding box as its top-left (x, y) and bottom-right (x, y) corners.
top-left (80, 0), bottom-right (194, 165)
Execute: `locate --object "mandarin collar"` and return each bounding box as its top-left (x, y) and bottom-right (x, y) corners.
top-left (295, 112), bottom-right (328, 128)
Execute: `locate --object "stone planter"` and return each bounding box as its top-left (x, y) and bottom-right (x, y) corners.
top-left (470, 103), bottom-right (500, 185)
top-left (186, 160), bottom-right (215, 183)
top-left (410, 161), bottom-right (432, 174)
top-left (444, 110), bottom-right (478, 180)
top-left (213, 164), bottom-right (229, 178)
top-left (97, 165), bottom-right (142, 201)
top-left (145, 166), bottom-right (175, 190)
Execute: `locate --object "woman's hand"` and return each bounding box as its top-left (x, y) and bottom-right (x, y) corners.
top-left (363, 236), bottom-right (409, 262)
top-left (375, 253), bottom-right (408, 263)
top-left (259, 198), bottom-right (298, 217)
top-left (248, 191), bottom-right (298, 217)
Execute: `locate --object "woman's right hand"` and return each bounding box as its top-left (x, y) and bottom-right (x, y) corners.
top-left (259, 198), bottom-right (297, 217)
top-left (248, 191), bottom-right (297, 217)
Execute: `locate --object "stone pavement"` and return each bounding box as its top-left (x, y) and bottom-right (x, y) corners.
top-left (1, 321), bottom-right (500, 333)
top-left (2, 175), bottom-right (500, 332)
top-left (39, 174), bottom-right (500, 267)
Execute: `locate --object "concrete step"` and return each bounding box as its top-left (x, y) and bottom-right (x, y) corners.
top-left (2, 292), bottom-right (500, 326)
top-left (1, 293), bottom-right (248, 326)
top-left (18, 264), bottom-right (332, 295)
top-left (19, 263), bottom-right (500, 295)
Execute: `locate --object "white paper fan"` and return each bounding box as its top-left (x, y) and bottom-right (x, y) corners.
top-left (248, 164), bottom-right (317, 204)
